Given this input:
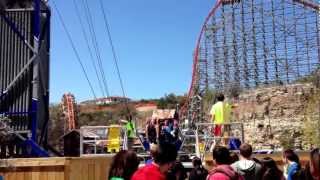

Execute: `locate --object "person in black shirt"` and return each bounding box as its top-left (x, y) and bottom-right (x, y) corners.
top-left (146, 118), bottom-right (157, 144)
top-left (189, 157), bottom-right (208, 180)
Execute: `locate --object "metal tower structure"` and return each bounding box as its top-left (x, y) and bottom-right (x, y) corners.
top-left (183, 0), bottom-right (320, 124)
top-left (61, 93), bottom-right (77, 133)
top-left (0, 0), bottom-right (50, 157)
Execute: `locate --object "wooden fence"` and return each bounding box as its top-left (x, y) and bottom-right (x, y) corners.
top-left (0, 155), bottom-right (113, 180)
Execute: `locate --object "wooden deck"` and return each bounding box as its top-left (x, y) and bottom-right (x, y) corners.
top-left (0, 155), bottom-right (113, 180)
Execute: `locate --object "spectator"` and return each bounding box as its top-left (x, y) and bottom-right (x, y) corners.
top-left (230, 152), bottom-right (239, 164)
top-left (145, 144), bottom-right (159, 165)
top-left (228, 137), bottom-right (241, 150)
top-left (189, 157), bottom-right (208, 180)
top-left (146, 118), bottom-right (157, 144)
top-left (231, 143), bottom-right (262, 180)
top-left (167, 161), bottom-right (187, 180)
top-left (159, 120), bottom-right (175, 145)
top-left (108, 150), bottom-right (140, 180)
top-left (132, 142), bottom-right (177, 180)
top-left (260, 157), bottom-right (284, 180)
top-left (283, 149), bottom-right (302, 180)
top-left (304, 148), bottom-right (319, 180)
top-left (207, 146), bottom-right (244, 180)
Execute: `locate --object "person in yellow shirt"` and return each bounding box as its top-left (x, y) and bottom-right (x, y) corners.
top-left (210, 93), bottom-right (231, 137)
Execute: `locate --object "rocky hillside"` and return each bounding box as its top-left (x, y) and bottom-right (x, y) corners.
top-left (232, 83), bottom-right (319, 150)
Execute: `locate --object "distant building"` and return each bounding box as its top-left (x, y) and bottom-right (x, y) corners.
top-left (81, 96), bottom-right (130, 105)
top-left (152, 109), bottom-right (178, 120)
top-left (135, 103), bottom-right (157, 112)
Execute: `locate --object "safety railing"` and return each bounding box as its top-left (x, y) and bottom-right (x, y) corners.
top-left (79, 125), bottom-right (127, 156)
top-left (194, 122), bottom-right (244, 158)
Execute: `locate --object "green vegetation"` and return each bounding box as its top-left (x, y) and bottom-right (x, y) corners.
top-left (156, 93), bottom-right (187, 109)
top-left (48, 93), bottom-right (185, 149)
top-left (48, 104), bottom-right (64, 150)
top-left (279, 130), bottom-right (295, 149)
top-left (202, 88), bottom-right (216, 114)
top-left (295, 67), bottom-right (320, 86)
top-left (302, 89), bottom-right (320, 148)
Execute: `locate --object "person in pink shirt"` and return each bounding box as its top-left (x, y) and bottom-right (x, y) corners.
top-left (131, 142), bottom-right (177, 180)
top-left (207, 146), bottom-right (244, 180)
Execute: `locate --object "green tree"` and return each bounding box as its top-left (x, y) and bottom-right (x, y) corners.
top-left (202, 89), bottom-right (216, 114)
top-left (156, 93), bottom-right (186, 109)
top-left (48, 104), bottom-right (64, 151)
top-left (279, 129), bottom-right (295, 149)
top-left (115, 104), bottom-right (137, 120)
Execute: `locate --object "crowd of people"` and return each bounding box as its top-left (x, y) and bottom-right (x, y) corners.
top-left (107, 142), bottom-right (319, 180)
top-left (108, 93), bottom-right (319, 180)
top-left (145, 116), bottom-right (182, 150)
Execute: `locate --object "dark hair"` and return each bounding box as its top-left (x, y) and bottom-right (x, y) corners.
top-left (212, 146), bottom-right (230, 165)
top-left (189, 157), bottom-right (208, 180)
top-left (216, 93), bottom-right (225, 102)
top-left (167, 161), bottom-right (187, 180)
top-left (252, 157), bottom-right (261, 164)
top-left (305, 148), bottom-right (320, 179)
top-left (240, 143), bottom-right (252, 158)
top-left (283, 149), bottom-right (300, 164)
top-left (230, 152), bottom-right (239, 164)
top-left (261, 157), bottom-right (283, 180)
top-left (108, 150), bottom-right (140, 180)
top-left (154, 142), bottom-right (177, 165)
top-left (261, 157), bottom-right (277, 169)
top-left (192, 157), bottom-right (202, 168)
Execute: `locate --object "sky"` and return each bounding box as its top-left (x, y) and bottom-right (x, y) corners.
top-left (49, 0), bottom-right (216, 103)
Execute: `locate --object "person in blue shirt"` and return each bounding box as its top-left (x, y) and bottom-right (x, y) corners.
top-left (283, 149), bottom-right (301, 180)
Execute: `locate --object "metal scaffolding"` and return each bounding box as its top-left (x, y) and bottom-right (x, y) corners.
top-left (0, 0), bottom-right (50, 157)
top-left (184, 0), bottom-right (320, 123)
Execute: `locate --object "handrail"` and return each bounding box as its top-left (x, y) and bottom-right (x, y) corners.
top-left (195, 122), bottom-right (243, 126)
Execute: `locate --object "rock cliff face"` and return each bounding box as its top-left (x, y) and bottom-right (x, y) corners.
top-left (232, 83), bottom-right (317, 150)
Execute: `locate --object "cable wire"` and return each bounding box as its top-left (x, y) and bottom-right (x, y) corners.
top-left (82, 0), bottom-right (110, 97)
top-left (98, 0), bottom-right (127, 100)
top-left (98, 0), bottom-right (132, 119)
top-left (72, 0), bottom-right (105, 97)
top-left (52, 0), bottom-right (97, 99)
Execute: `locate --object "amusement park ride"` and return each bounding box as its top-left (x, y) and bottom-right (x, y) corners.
top-left (0, 0), bottom-right (319, 159)
top-left (61, 93), bottom-right (77, 133)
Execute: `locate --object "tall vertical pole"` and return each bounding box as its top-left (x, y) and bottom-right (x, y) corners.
top-left (241, 1), bottom-right (249, 88)
top-left (261, 0), bottom-right (268, 84)
top-left (232, 3), bottom-right (239, 87)
top-left (251, 0), bottom-right (258, 86)
top-left (281, 0), bottom-right (289, 83)
top-left (222, 5), bottom-right (229, 89)
top-left (271, 0), bottom-right (279, 83)
top-left (31, 0), bottom-right (40, 142)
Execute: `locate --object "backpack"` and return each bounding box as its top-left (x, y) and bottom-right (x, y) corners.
top-left (189, 166), bottom-right (208, 180)
top-left (239, 167), bottom-right (256, 180)
top-left (292, 168), bottom-right (306, 180)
